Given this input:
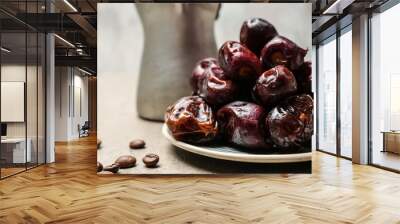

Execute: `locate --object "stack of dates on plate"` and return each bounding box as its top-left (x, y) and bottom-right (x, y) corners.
top-left (165, 18), bottom-right (313, 152)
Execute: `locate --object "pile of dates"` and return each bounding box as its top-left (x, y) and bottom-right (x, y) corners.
top-left (165, 18), bottom-right (313, 152)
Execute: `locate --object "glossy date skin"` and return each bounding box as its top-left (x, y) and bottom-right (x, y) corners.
top-left (191, 58), bottom-right (238, 107)
top-left (217, 101), bottom-right (272, 149)
top-left (293, 61), bottom-right (312, 94)
top-left (165, 96), bottom-right (218, 143)
top-left (260, 35), bottom-right (308, 71)
top-left (253, 65), bottom-right (297, 109)
top-left (218, 41), bottom-right (262, 81)
top-left (240, 18), bottom-right (278, 56)
top-left (190, 57), bottom-right (219, 94)
top-left (266, 94), bottom-right (313, 148)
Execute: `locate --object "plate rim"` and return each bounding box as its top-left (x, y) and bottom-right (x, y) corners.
top-left (162, 124), bottom-right (312, 163)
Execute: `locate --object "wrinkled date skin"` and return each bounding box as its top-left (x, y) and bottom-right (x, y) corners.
top-left (260, 35), bottom-right (308, 71)
top-left (165, 96), bottom-right (218, 143)
top-left (293, 61), bottom-right (312, 94)
top-left (240, 18), bottom-right (278, 56)
top-left (253, 65), bottom-right (297, 108)
top-left (191, 58), bottom-right (238, 107)
top-left (217, 101), bottom-right (272, 149)
top-left (266, 94), bottom-right (313, 148)
top-left (190, 58), bottom-right (219, 94)
top-left (218, 41), bottom-right (262, 81)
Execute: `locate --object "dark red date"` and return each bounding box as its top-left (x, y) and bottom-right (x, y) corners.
top-left (191, 58), bottom-right (238, 107)
top-left (266, 94), bottom-right (313, 148)
top-left (218, 41), bottom-right (262, 81)
top-left (240, 18), bottom-right (278, 56)
top-left (190, 58), bottom-right (219, 94)
top-left (165, 96), bottom-right (218, 143)
top-left (260, 35), bottom-right (307, 71)
top-left (217, 101), bottom-right (273, 149)
top-left (253, 65), bottom-right (297, 109)
top-left (293, 61), bottom-right (312, 94)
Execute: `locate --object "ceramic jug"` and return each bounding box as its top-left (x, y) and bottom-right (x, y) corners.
top-left (136, 3), bottom-right (219, 121)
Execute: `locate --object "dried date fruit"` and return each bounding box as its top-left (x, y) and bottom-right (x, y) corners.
top-left (240, 18), bottom-right (278, 56)
top-left (218, 41), bottom-right (262, 81)
top-left (190, 58), bottom-right (220, 94)
top-left (253, 65), bottom-right (297, 108)
top-left (165, 96), bottom-right (218, 143)
top-left (217, 101), bottom-right (273, 149)
top-left (191, 58), bottom-right (238, 107)
top-left (293, 61), bottom-right (312, 94)
top-left (266, 94), bottom-right (313, 148)
top-left (260, 35), bottom-right (307, 70)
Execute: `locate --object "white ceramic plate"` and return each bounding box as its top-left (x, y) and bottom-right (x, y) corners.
top-left (162, 124), bottom-right (312, 163)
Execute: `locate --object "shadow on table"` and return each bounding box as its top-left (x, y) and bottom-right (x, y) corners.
top-left (170, 145), bottom-right (311, 174)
